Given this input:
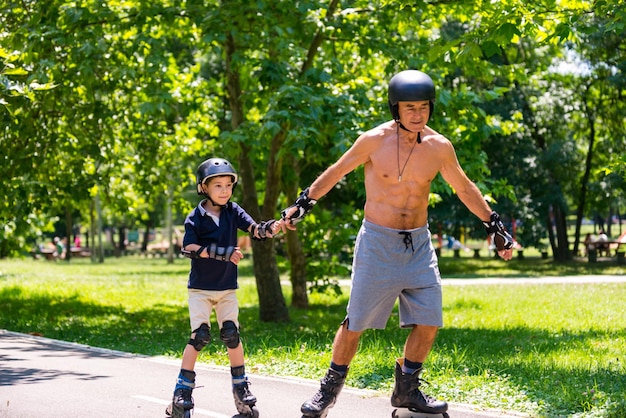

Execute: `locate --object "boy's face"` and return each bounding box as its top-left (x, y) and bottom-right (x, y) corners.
top-left (202, 175), bottom-right (235, 205)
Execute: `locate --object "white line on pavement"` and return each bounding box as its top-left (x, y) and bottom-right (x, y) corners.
top-left (132, 395), bottom-right (230, 418)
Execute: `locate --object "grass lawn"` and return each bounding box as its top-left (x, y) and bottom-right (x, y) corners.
top-left (0, 256), bottom-right (624, 417)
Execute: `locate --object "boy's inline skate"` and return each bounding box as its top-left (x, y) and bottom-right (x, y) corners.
top-left (233, 377), bottom-right (259, 418)
top-left (166, 370), bottom-right (195, 418)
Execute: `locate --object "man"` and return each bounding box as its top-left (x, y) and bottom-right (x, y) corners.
top-left (281, 70), bottom-right (514, 418)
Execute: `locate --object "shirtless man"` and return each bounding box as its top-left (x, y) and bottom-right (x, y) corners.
top-left (281, 70), bottom-right (514, 418)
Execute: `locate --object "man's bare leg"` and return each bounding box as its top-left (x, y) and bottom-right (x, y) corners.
top-left (403, 324), bottom-right (438, 363)
top-left (331, 321), bottom-right (363, 365)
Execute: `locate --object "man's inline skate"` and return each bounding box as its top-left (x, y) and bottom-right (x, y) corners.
top-left (233, 377), bottom-right (259, 418)
top-left (165, 369), bottom-right (195, 418)
top-left (390, 359), bottom-right (449, 418)
top-left (301, 368), bottom-right (346, 418)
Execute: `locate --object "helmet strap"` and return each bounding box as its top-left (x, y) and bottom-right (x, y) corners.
top-left (201, 182), bottom-right (229, 208)
top-left (395, 121), bottom-right (422, 143)
top-left (207, 196), bottom-right (227, 208)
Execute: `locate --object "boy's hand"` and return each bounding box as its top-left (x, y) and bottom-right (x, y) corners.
top-left (252, 219), bottom-right (283, 240)
top-left (229, 247), bottom-right (244, 265)
top-left (269, 219), bottom-right (282, 236)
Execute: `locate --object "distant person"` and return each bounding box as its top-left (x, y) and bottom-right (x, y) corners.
top-left (597, 230), bottom-right (609, 256)
top-left (280, 70), bottom-right (514, 418)
top-left (53, 236), bottom-right (66, 259)
top-left (167, 157), bottom-right (281, 418)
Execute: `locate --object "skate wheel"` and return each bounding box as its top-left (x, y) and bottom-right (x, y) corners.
top-left (249, 406), bottom-right (260, 418)
top-left (166, 403), bottom-right (189, 418)
top-left (392, 409), bottom-right (399, 418)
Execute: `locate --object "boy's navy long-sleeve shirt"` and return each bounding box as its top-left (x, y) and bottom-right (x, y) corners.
top-left (183, 200), bottom-right (254, 290)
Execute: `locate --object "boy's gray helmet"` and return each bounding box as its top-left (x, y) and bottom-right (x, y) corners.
top-left (388, 70), bottom-right (436, 122)
top-left (196, 158), bottom-right (238, 195)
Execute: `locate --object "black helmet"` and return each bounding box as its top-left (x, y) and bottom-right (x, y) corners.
top-left (388, 70), bottom-right (436, 122)
top-left (196, 158), bottom-right (238, 195)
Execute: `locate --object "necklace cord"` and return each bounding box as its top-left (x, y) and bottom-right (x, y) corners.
top-left (396, 125), bottom-right (420, 182)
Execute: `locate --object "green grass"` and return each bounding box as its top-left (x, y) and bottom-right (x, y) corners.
top-left (1, 256), bottom-right (625, 417)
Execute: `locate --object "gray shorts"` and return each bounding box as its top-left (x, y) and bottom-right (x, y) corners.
top-left (345, 220), bottom-right (443, 331)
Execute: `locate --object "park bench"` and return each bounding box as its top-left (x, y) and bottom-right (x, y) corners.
top-left (30, 248), bottom-right (56, 260)
top-left (587, 240), bottom-right (625, 263)
top-left (69, 247), bottom-right (91, 258)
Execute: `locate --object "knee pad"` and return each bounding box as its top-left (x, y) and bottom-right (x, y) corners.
top-left (188, 323), bottom-right (211, 352)
top-left (219, 320), bottom-right (240, 349)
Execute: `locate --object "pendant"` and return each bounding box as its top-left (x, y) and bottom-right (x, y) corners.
top-left (398, 175), bottom-right (402, 182)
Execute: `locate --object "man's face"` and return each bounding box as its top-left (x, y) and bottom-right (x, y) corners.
top-left (202, 175), bottom-right (234, 205)
top-left (398, 100), bottom-right (430, 132)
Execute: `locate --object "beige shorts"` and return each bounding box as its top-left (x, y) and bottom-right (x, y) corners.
top-left (188, 288), bottom-right (239, 331)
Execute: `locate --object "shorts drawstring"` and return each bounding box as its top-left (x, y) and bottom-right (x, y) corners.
top-left (399, 231), bottom-right (414, 253)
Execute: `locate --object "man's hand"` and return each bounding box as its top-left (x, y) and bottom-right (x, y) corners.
top-left (280, 187), bottom-right (317, 228)
top-left (483, 211), bottom-right (515, 260)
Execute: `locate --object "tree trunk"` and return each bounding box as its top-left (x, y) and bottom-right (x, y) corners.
top-left (141, 216), bottom-right (155, 253)
top-left (225, 31), bottom-right (289, 322)
top-left (279, 0), bottom-right (340, 308)
top-left (65, 206), bottom-right (72, 262)
top-left (573, 85), bottom-right (596, 256)
top-left (286, 228), bottom-right (308, 308)
top-left (251, 239), bottom-right (288, 322)
top-left (553, 203), bottom-right (571, 261)
top-left (95, 192), bottom-right (104, 263)
top-left (166, 185), bottom-right (174, 264)
top-left (284, 156), bottom-right (308, 309)
top-left (118, 226), bottom-right (127, 255)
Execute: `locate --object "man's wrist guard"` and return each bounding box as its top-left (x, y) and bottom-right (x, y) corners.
top-left (483, 211), bottom-right (514, 251)
top-left (281, 187), bottom-right (317, 225)
top-left (251, 220), bottom-right (276, 241)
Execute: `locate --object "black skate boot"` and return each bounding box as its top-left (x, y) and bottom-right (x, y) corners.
top-left (301, 368), bottom-right (347, 418)
top-left (166, 369), bottom-right (196, 418)
top-left (391, 359), bottom-right (447, 414)
top-left (233, 377), bottom-right (259, 418)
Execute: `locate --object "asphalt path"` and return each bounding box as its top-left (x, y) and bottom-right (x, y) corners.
top-left (0, 331), bottom-right (525, 418)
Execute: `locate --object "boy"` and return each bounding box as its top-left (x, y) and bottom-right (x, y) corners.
top-left (167, 157), bottom-right (280, 418)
